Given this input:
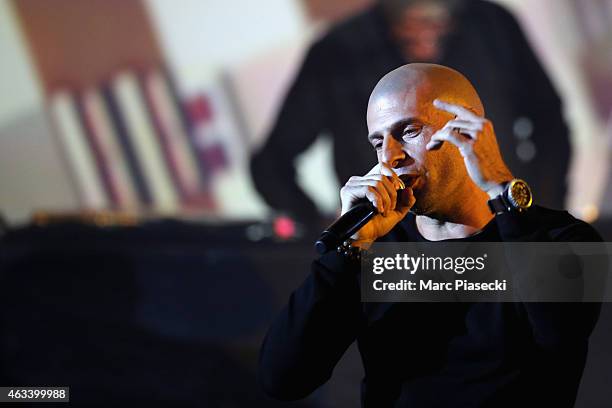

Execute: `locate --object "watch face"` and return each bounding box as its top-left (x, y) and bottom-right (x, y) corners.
top-left (508, 179), bottom-right (533, 209)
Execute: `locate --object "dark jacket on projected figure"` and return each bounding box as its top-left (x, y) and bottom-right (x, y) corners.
top-left (258, 207), bottom-right (603, 406)
top-left (250, 0), bottom-right (571, 223)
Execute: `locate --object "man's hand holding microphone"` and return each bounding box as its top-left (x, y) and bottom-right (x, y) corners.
top-left (339, 163), bottom-right (415, 249)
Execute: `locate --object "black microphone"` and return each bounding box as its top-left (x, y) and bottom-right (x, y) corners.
top-left (315, 200), bottom-right (377, 254)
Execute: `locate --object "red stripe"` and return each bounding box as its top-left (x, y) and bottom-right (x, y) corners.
top-left (78, 92), bottom-right (121, 207)
top-left (139, 71), bottom-right (188, 200)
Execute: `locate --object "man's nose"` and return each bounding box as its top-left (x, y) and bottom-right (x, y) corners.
top-left (381, 134), bottom-right (406, 168)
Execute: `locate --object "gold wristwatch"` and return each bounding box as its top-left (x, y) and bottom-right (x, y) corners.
top-left (487, 179), bottom-right (533, 215)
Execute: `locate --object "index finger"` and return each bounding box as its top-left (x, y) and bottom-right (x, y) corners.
top-left (379, 162), bottom-right (405, 190)
top-left (365, 163), bottom-right (404, 189)
top-left (433, 99), bottom-right (481, 122)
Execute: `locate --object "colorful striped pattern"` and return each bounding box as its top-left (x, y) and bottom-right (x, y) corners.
top-left (48, 68), bottom-right (227, 214)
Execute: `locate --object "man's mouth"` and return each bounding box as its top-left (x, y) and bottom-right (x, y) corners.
top-left (398, 174), bottom-right (421, 189)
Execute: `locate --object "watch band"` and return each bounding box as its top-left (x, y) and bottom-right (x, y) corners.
top-left (487, 193), bottom-right (511, 215)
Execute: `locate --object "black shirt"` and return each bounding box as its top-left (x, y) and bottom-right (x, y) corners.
top-left (258, 207), bottom-right (602, 407)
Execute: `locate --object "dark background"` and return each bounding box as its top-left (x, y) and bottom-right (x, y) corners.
top-left (1, 221), bottom-right (611, 407)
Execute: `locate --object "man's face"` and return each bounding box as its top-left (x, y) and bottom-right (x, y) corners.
top-left (366, 85), bottom-right (466, 215)
top-left (392, 1), bottom-right (452, 61)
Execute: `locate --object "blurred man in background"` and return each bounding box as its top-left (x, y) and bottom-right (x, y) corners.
top-left (250, 0), bottom-right (571, 228)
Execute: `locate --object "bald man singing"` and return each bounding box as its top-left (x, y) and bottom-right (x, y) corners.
top-left (259, 64), bottom-right (601, 407)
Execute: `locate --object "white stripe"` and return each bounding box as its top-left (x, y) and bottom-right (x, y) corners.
top-left (49, 92), bottom-right (108, 209)
top-left (112, 71), bottom-right (179, 213)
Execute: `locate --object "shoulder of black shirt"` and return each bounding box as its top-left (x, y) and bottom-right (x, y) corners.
top-left (377, 206), bottom-right (603, 243)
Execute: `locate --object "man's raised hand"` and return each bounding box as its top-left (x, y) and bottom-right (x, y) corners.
top-left (427, 99), bottom-right (513, 198)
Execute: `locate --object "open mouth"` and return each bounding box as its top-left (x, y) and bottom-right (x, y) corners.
top-left (398, 174), bottom-right (420, 189)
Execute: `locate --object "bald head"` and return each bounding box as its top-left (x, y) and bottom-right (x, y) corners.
top-left (368, 63), bottom-right (483, 123)
top-left (365, 64), bottom-right (487, 216)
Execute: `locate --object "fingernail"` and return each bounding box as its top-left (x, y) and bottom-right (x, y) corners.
top-left (397, 179), bottom-right (405, 190)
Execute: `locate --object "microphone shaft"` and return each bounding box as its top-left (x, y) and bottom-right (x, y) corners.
top-left (314, 201), bottom-right (377, 254)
